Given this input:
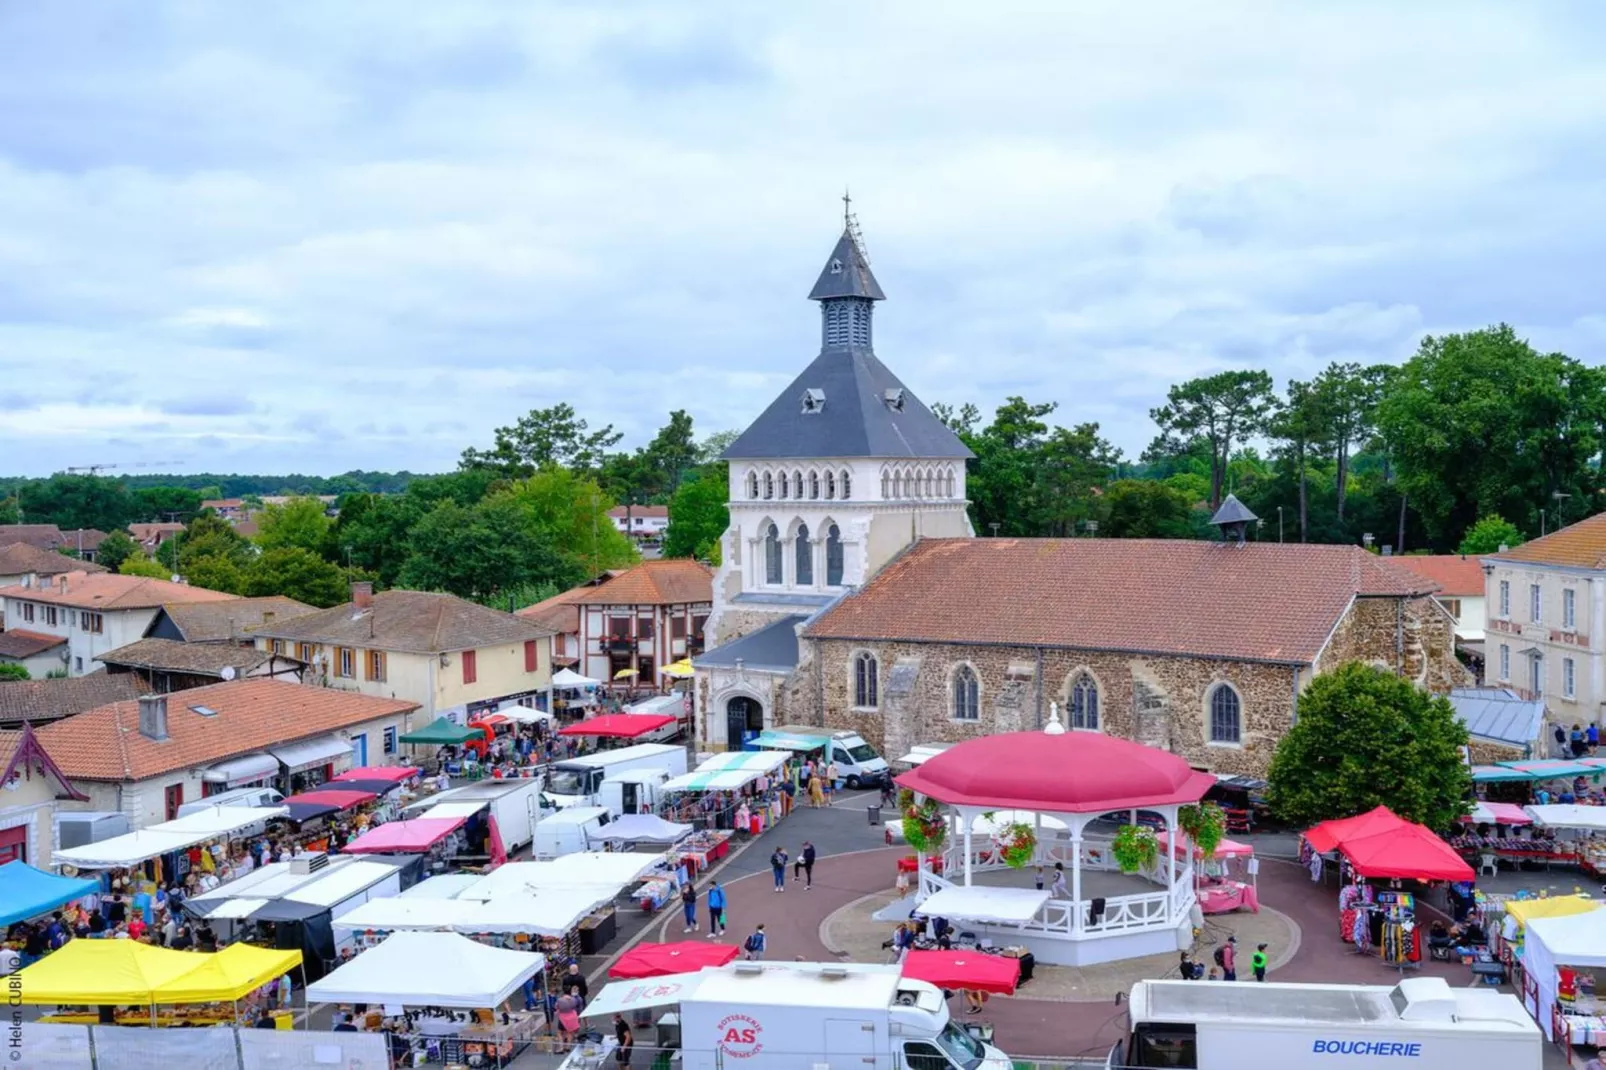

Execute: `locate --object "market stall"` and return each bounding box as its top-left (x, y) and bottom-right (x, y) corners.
top-left (608, 941), bottom-right (738, 979)
top-left (308, 930), bottom-right (546, 1066)
top-left (557, 713), bottom-right (676, 741)
top-left (397, 873), bottom-right (481, 900)
top-left (660, 750), bottom-right (795, 834)
top-left (0, 860), bottom-right (97, 927)
top-left (901, 949), bottom-right (1021, 995)
top-left (1155, 832), bottom-right (1259, 914)
top-left (1304, 806), bottom-right (1473, 967)
top-left (53, 806), bottom-right (289, 870)
top-left (606, 813), bottom-right (693, 845)
top-left (551, 669), bottom-right (601, 718)
top-left (280, 788), bottom-right (378, 823)
top-left (341, 816), bottom-right (465, 856)
top-left (1521, 908), bottom-right (1606, 1045)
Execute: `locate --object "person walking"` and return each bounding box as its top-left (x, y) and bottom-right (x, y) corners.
top-left (1572, 725), bottom-right (1587, 758)
top-left (1251, 943), bottom-right (1269, 982)
top-left (1217, 936), bottom-right (1237, 981)
top-left (824, 761), bottom-right (839, 806)
top-left (1049, 862), bottom-right (1068, 899)
top-left (770, 847), bottom-right (789, 892)
top-left (744, 924), bottom-right (767, 960)
top-left (707, 880), bottom-right (727, 937)
top-left (1556, 723), bottom-right (1571, 759)
top-left (800, 842), bottom-right (816, 890)
top-left (680, 881), bottom-right (698, 933)
top-left (613, 1013), bottom-right (634, 1068)
top-left (808, 772), bottom-right (824, 808)
top-left (1590, 723), bottom-right (1600, 756)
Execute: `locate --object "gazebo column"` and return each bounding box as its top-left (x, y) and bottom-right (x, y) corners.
top-left (962, 808), bottom-right (974, 886)
top-left (1165, 806), bottom-right (1178, 924)
top-left (1070, 818), bottom-right (1084, 935)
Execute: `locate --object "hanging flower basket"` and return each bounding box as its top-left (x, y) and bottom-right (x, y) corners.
top-left (1111, 823), bottom-right (1159, 874)
top-left (901, 795), bottom-right (947, 853)
top-left (996, 822), bottom-right (1037, 869)
top-left (1178, 803), bottom-right (1226, 859)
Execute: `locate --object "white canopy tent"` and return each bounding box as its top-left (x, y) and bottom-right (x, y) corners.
top-left (307, 931), bottom-right (545, 1008)
top-left (965, 810), bottom-right (1069, 836)
top-left (693, 751), bottom-right (792, 774)
top-left (662, 754), bottom-right (790, 793)
top-left (552, 668), bottom-right (600, 688)
top-left (458, 853), bottom-right (662, 901)
top-left (606, 814), bottom-right (693, 844)
top-left (917, 886), bottom-right (1050, 925)
top-left (500, 703), bottom-right (554, 724)
top-left (201, 752), bottom-right (280, 787)
top-left (398, 874), bottom-right (481, 900)
top-left (1524, 805), bottom-right (1606, 831)
top-left (270, 735), bottom-right (354, 772)
top-left (53, 806), bottom-right (288, 869)
top-left (1522, 910), bottom-right (1606, 1039)
top-left (337, 887), bottom-right (613, 937)
top-left (894, 743), bottom-right (956, 768)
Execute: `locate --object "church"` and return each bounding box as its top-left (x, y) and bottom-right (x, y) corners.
top-left (691, 220), bottom-right (1470, 777)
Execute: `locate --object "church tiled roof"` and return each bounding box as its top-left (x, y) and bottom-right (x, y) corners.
top-left (805, 537), bottom-right (1436, 666)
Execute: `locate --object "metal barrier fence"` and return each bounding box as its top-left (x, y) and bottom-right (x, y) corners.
top-left (549, 1041), bottom-right (1125, 1069)
top-left (18, 1022), bottom-right (390, 1069)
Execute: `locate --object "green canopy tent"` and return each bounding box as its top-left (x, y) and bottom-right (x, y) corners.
top-left (398, 718), bottom-right (480, 746)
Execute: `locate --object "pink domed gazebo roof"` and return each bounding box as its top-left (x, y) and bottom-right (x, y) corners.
top-left (895, 731), bottom-right (1215, 813)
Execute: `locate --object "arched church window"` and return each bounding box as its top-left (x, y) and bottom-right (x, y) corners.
top-left (794, 523), bottom-right (812, 586)
top-left (891, 471), bottom-right (902, 499)
top-left (854, 652), bottom-right (879, 708)
top-left (1069, 673), bottom-right (1099, 730)
top-left (778, 472), bottom-right (789, 499)
top-left (809, 471), bottom-right (820, 500)
top-left (825, 471), bottom-right (836, 500)
top-left (925, 470), bottom-right (936, 498)
top-left (945, 469), bottom-right (956, 498)
top-left (825, 524), bottom-right (844, 586)
top-left (746, 471), bottom-right (758, 499)
top-left (764, 523), bottom-right (783, 585)
top-left (881, 470), bottom-right (890, 499)
top-left (953, 665), bottom-right (980, 721)
top-left (763, 472), bottom-right (774, 500)
top-left (1210, 685), bottom-right (1242, 745)
top-left (794, 470), bottom-right (804, 499)
top-left (841, 470), bottom-right (851, 499)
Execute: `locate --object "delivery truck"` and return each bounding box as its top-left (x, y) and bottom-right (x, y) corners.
top-left (599, 768), bottom-right (671, 817)
top-left (532, 805), bottom-right (613, 858)
top-left (578, 962), bottom-right (1012, 1070)
top-left (544, 743), bottom-right (688, 808)
top-left (1112, 977), bottom-right (1541, 1070)
top-left (407, 778), bottom-right (544, 852)
top-left (750, 725), bottom-right (890, 788)
top-left (622, 693), bottom-right (691, 742)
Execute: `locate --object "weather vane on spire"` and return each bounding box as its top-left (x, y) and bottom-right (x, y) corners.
top-left (841, 188), bottom-right (869, 263)
top-left (842, 187), bottom-right (852, 229)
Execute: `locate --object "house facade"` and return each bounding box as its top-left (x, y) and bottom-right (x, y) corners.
top-left (0, 541), bottom-right (107, 593)
top-left (0, 630), bottom-right (68, 678)
top-left (252, 585), bottom-right (556, 724)
top-left (0, 572), bottom-right (237, 676)
top-left (96, 637), bottom-right (305, 693)
top-left (1484, 514), bottom-right (1606, 728)
top-left (608, 505), bottom-right (670, 543)
top-left (0, 725), bottom-right (87, 866)
top-left (535, 559), bottom-right (713, 684)
top-left (41, 679), bottom-right (419, 828)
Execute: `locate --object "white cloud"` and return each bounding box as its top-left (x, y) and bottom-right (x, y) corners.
top-left (0, 1), bottom-right (1602, 474)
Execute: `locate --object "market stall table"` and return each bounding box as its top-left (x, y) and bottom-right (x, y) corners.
top-left (1520, 908), bottom-right (1606, 1043)
top-left (1196, 883), bottom-right (1259, 914)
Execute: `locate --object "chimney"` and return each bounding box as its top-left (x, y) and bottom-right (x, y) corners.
top-left (137, 695), bottom-right (169, 742)
top-left (351, 581), bottom-right (374, 610)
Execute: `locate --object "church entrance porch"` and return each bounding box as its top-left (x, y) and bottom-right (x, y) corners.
top-left (725, 695), bottom-right (764, 751)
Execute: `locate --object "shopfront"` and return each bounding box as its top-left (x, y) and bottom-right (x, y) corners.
top-left (201, 753), bottom-right (280, 797)
top-left (271, 735), bottom-right (355, 794)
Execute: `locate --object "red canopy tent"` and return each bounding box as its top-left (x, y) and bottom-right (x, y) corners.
top-left (559, 714), bottom-right (675, 740)
top-left (900, 950), bottom-right (1020, 996)
top-left (341, 816), bottom-right (465, 855)
top-left (331, 767), bottom-right (420, 785)
top-left (284, 788), bottom-right (377, 810)
top-left (608, 941), bottom-right (740, 979)
top-left (1303, 806), bottom-right (1473, 882)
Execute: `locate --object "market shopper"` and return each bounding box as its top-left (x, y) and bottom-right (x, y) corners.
top-left (800, 842), bottom-right (816, 889)
top-left (808, 771), bottom-right (824, 808)
top-left (707, 880), bottom-right (727, 937)
top-left (770, 848), bottom-right (789, 891)
top-left (680, 881), bottom-right (698, 933)
top-left (1252, 943), bottom-right (1269, 982)
top-left (744, 924), bottom-right (767, 960)
top-left (1217, 936), bottom-right (1237, 981)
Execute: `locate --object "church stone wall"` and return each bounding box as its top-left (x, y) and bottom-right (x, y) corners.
top-left (1315, 595), bottom-right (1472, 691)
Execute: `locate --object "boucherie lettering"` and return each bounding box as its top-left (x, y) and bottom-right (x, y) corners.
top-left (1313, 1039), bottom-right (1423, 1056)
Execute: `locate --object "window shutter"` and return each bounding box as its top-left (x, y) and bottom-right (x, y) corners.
top-left (524, 640), bottom-right (538, 673)
top-left (463, 649), bottom-right (477, 685)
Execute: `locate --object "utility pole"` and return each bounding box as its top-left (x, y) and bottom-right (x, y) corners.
top-left (1277, 506), bottom-right (1284, 544)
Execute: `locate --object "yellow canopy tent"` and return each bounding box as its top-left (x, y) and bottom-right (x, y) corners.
top-left (613, 668), bottom-right (638, 680)
top-left (150, 943), bottom-right (303, 1004)
top-left (10, 940), bottom-right (204, 1004)
top-left (11, 940), bottom-right (303, 1005)
top-left (1505, 894), bottom-right (1600, 930)
top-left (661, 659), bottom-right (695, 679)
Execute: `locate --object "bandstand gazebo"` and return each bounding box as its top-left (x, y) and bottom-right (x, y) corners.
top-left (895, 709), bottom-right (1216, 967)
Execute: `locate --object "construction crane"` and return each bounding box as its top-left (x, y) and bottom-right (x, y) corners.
top-left (65, 461), bottom-right (178, 476)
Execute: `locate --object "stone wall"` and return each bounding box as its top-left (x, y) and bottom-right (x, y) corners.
top-left (1466, 737), bottom-right (1527, 764)
top-left (807, 637), bottom-right (1298, 776)
top-left (1316, 595), bottom-right (1472, 691)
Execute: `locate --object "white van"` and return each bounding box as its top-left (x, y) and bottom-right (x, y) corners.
top-left (533, 806), bottom-right (614, 858)
top-left (599, 769), bottom-right (671, 817)
top-left (758, 726), bottom-right (890, 789)
top-left (622, 694), bottom-right (690, 742)
top-left (579, 962), bottom-right (1011, 1070)
top-left (1114, 977), bottom-right (1540, 1069)
top-left (177, 785), bottom-right (284, 818)
top-left (544, 743), bottom-right (687, 808)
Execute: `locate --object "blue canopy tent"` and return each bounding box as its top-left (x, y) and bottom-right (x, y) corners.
top-left (0, 861), bottom-right (97, 927)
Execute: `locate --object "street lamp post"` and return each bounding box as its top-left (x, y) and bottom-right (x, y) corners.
top-left (1277, 506), bottom-right (1284, 544)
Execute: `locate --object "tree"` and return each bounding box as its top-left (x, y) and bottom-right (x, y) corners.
top-left (495, 468), bottom-right (638, 574)
top-left (663, 469), bottom-right (729, 562)
top-left (1312, 362), bottom-right (1386, 523)
top-left (157, 510), bottom-right (250, 572)
top-left (1458, 515), bottom-right (1525, 556)
top-left (119, 555), bottom-right (171, 579)
top-left (695, 429), bottom-right (741, 465)
top-left (963, 397), bottom-right (1057, 537)
top-left (16, 474), bottom-right (133, 531)
top-left (245, 547), bottom-right (348, 607)
top-left (459, 403), bottom-right (622, 477)
top-left (128, 486), bottom-right (203, 524)
top-left (0, 497), bottom-right (19, 525)
top-left (1375, 325), bottom-right (1603, 548)
top-left (399, 497), bottom-right (584, 603)
top-left (94, 530), bottom-right (138, 573)
top-left (1101, 480), bottom-right (1201, 538)
top-left (0, 664), bottom-right (29, 682)
top-left (1267, 662), bottom-right (1471, 831)
top-left (254, 496), bottom-right (333, 555)
top-left (1149, 371), bottom-right (1279, 509)
top-left (1267, 379), bottom-right (1329, 542)
top-left (181, 553), bottom-right (248, 595)
top-left (1033, 423), bottom-right (1120, 536)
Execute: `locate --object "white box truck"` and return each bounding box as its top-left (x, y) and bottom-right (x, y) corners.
top-left (599, 768), bottom-right (671, 817)
top-left (544, 743), bottom-right (687, 809)
top-left (1113, 977), bottom-right (1541, 1069)
top-left (622, 693), bottom-right (690, 742)
top-left (758, 725), bottom-right (890, 788)
top-left (533, 805), bottom-right (614, 858)
top-left (578, 962), bottom-right (1012, 1070)
top-left (409, 779), bottom-right (545, 852)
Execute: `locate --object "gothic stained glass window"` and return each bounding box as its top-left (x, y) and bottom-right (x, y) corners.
top-left (1069, 673), bottom-right (1099, 730)
top-left (825, 524), bottom-right (844, 586)
top-left (855, 652), bottom-right (879, 708)
top-left (953, 665), bottom-right (979, 721)
top-left (1209, 685), bottom-right (1242, 744)
top-left (764, 523), bottom-right (783, 584)
top-left (794, 523), bottom-right (812, 586)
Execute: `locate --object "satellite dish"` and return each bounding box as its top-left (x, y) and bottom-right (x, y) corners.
top-left (219, 666), bottom-right (237, 681)
top-left (170, 574), bottom-right (182, 584)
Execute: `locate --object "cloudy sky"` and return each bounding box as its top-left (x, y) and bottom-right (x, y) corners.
top-left (2, 2), bottom-right (1603, 478)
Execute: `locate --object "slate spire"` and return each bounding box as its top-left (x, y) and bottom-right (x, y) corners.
top-left (808, 199), bottom-right (884, 350)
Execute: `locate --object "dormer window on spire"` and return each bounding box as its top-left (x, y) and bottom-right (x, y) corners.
top-left (801, 388), bottom-right (825, 414)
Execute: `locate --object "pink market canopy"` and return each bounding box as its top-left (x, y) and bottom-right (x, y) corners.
top-left (1460, 801), bottom-right (1532, 826)
top-left (1156, 832), bottom-right (1254, 860)
top-left (1304, 806), bottom-right (1473, 882)
top-left (342, 817), bottom-right (465, 855)
top-left (558, 714), bottom-right (675, 740)
top-left (895, 730), bottom-right (1214, 813)
top-left (331, 766), bottom-right (420, 785)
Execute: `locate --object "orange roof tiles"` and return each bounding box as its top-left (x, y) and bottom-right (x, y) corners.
top-left (563, 559), bottom-right (713, 607)
top-left (37, 677), bottom-right (418, 782)
top-left (1390, 555), bottom-right (1485, 597)
top-left (607, 505), bottom-right (669, 519)
top-left (5, 572), bottom-right (237, 611)
top-left (516, 588), bottom-right (585, 633)
top-left (804, 538), bottom-right (1434, 665)
top-left (1491, 513), bottom-right (1606, 570)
